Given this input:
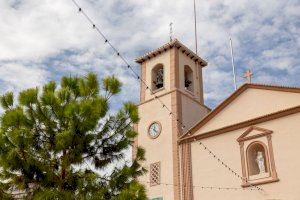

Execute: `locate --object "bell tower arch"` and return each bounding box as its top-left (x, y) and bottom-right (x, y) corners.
top-left (134, 39), bottom-right (210, 200)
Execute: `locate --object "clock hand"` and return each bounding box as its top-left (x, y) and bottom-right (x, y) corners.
top-left (153, 126), bottom-right (157, 132)
top-left (151, 127), bottom-right (155, 134)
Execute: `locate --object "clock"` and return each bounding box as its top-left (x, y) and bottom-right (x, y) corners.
top-left (148, 122), bottom-right (162, 139)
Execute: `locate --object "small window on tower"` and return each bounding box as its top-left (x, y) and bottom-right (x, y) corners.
top-left (152, 64), bottom-right (164, 91)
top-left (184, 65), bottom-right (194, 92)
top-left (150, 162), bottom-right (161, 186)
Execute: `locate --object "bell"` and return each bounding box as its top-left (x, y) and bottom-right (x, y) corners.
top-left (155, 69), bottom-right (164, 89)
top-left (185, 79), bottom-right (192, 88)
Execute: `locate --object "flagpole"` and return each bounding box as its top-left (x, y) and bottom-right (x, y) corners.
top-left (193, 0), bottom-right (198, 55)
top-left (230, 38), bottom-right (237, 90)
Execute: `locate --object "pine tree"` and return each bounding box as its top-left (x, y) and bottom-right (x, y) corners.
top-left (0, 73), bottom-right (147, 200)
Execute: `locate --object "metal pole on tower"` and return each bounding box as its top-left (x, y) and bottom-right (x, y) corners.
top-left (230, 38), bottom-right (237, 90)
top-left (193, 0), bottom-right (198, 55)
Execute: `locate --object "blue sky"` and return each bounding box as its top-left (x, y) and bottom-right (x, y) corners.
top-left (0, 0), bottom-right (300, 111)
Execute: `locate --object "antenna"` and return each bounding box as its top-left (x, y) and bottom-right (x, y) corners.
top-left (229, 38), bottom-right (237, 90)
top-left (193, 0), bottom-right (198, 55)
top-left (169, 22), bottom-right (173, 42)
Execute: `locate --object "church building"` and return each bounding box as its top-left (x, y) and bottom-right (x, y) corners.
top-left (134, 39), bottom-right (300, 200)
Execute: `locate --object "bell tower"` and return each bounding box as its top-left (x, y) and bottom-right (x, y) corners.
top-left (134, 39), bottom-right (209, 200)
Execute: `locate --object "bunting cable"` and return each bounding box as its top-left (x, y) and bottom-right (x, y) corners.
top-left (70, 0), bottom-right (264, 193)
top-left (197, 141), bottom-right (265, 194)
top-left (140, 181), bottom-right (260, 191)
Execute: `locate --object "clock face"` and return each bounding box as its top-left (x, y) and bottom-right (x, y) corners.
top-left (148, 122), bottom-right (161, 139)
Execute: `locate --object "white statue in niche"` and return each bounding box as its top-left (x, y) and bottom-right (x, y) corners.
top-left (255, 151), bottom-right (266, 174)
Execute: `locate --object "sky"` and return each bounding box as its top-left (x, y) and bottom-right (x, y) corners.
top-left (0, 0), bottom-right (300, 110)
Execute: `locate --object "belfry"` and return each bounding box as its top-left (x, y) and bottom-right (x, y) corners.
top-left (134, 39), bottom-right (210, 200)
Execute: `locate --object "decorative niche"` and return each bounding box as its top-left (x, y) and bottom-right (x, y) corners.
top-left (237, 126), bottom-right (279, 187)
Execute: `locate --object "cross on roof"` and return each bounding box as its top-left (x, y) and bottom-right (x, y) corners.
top-left (245, 69), bottom-right (253, 83)
top-left (169, 22), bottom-right (173, 42)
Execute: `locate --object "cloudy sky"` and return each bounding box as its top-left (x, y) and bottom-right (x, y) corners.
top-left (0, 0), bottom-right (300, 110)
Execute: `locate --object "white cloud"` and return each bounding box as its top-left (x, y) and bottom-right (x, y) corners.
top-left (0, 0), bottom-right (98, 61)
top-left (0, 0), bottom-right (299, 109)
top-left (0, 62), bottom-right (48, 92)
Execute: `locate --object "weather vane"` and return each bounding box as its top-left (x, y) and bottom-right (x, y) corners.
top-left (169, 22), bottom-right (173, 42)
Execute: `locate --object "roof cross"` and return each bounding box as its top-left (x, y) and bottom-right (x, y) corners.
top-left (245, 69), bottom-right (253, 83)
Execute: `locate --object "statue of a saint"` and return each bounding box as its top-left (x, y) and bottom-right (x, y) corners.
top-left (154, 68), bottom-right (164, 89)
top-left (255, 151), bottom-right (266, 174)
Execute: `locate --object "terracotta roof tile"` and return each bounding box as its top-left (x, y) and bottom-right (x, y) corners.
top-left (135, 39), bottom-right (208, 66)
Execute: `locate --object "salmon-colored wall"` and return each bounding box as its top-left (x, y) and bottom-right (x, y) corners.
top-left (137, 48), bottom-right (178, 200)
top-left (191, 113), bottom-right (300, 200)
top-left (198, 88), bottom-right (300, 134)
top-left (181, 94), bottom-right (208, 130)
top-left (137, 95), bottom-right (174, 200)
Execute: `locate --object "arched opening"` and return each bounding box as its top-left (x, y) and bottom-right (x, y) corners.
top-left (246, 142), bottom-right (269, 176)
top-left (184, 65), bottom-right (194, 92)
top-left (152, 64), bottom-right (164, 91)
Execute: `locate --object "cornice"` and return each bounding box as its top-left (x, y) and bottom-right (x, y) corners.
top-left (138, 88), bottom-right (210, 112)
top-left (180, 83), bottom-right (300, 140)
top-left (178, 105), bottom-right (300, 144)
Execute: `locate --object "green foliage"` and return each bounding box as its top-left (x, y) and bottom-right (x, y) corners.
top-left (103, 76), bottom-right (122, 96)
top-left (0, 73), bottom-right (147, 200)
top-left (19, 88), bottom-right (38, 106)
top-left (0, 92), bottom-right (14, 110)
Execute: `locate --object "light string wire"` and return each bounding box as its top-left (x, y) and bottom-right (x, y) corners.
top-left (197, 141), bottom-right (265, 194)
top-left (70, 0), bottom-right (264, 193)
top-left (139, 181), bottom-right (259, 191)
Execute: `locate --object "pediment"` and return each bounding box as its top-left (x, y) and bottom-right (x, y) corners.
top-left (181, 83), bottom-right (300, 140)
top-left (237, 126), bottom-right (273, 142)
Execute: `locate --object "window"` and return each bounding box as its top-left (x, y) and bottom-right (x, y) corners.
top-left (151, 197), bottom-right (163, 200)
top-left (237, 126), bottom-right (279, 187)
top-left (150, 162), bottom-right (161, 186)
top-left (152, 64), bottom-right (164, 91)
top-left (184, 65), bottom-right (194, 92)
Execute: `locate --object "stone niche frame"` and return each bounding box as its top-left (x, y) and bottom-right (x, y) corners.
top-left (237, 126), bottom-right (279, 187)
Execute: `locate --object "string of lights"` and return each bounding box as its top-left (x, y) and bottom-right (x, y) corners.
top-left (84, 158), bottom-right (257, 192)
top-left (70, 0), bottom-right (264, 193)
top-left (139, 181), bottom-right (259, 191)
top-left (197, 141), bottom-right (265, 194)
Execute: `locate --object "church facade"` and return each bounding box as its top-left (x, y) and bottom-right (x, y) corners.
top-left (134, 39), bottom-right (300, 200)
